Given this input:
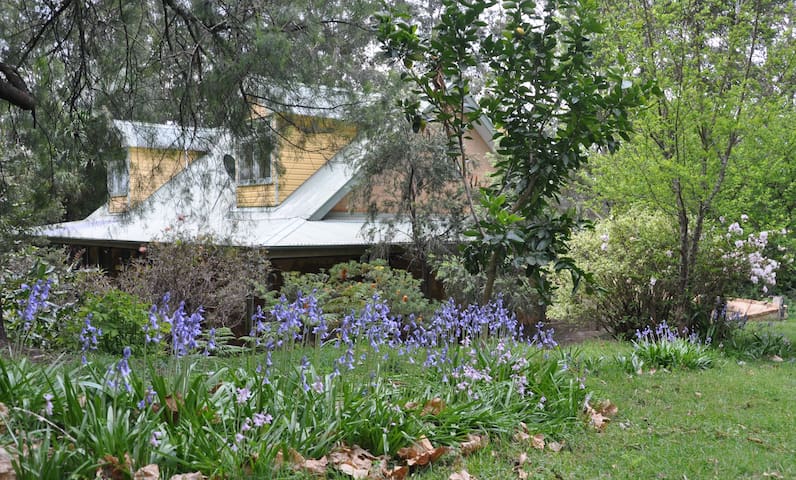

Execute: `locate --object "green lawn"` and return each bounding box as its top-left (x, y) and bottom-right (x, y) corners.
top-left (412, 321), bottom-right (796, 480)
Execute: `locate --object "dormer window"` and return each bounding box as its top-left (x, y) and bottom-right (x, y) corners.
top-left (238, 134), bottom-right (275, 185)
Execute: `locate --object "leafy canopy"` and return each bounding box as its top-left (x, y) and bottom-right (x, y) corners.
top-left (377, 0), bottom-right (648, 302)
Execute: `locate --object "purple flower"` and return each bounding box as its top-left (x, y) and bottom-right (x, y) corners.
top-left (252, 412), bottom-right (273, 427)
top-left (18, 279), bottom-right (52, 331)
top-left (43, 393), bottom-right (54, 416)
top-left (149, 430), bottom-right (163, 447)
top-left (79, 314), bottom-right (102, 364)
top-left (236, 387), bottom-right (251, 405)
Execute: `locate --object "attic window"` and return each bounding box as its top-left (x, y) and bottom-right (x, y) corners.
top-left (237, 135), bottom-right (274, 185)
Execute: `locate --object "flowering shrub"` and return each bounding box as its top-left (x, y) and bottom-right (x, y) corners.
top-left (0, 292), bottom-right (590, 479)
top-left (550, 208), bottom-right (783, 339)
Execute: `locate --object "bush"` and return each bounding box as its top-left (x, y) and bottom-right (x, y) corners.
top-left (118, 235), bottom-right (270, 330)
top-left (261, 260), bottom-right (436, 327)
top-left (430, 254), bottom-right (545, 324)
top-left (74, 289), bottom-right (150, 355)
top-left (0, 245), bottom-right (110, 349)
top-left (550, 208), bottom-right (781, 339)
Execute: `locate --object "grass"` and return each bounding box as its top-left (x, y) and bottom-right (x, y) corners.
top-left (411, 320), bottom-right (796, 480)
top-left (2, 307), bottom-right (794, 479)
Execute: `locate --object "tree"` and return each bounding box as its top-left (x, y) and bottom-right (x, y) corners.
top-left (377, 0), bottom-right (646, 304)
top-left (589, 0), bottom-right (796, 318)
top-left (0, 0), bottom-right (385, 243)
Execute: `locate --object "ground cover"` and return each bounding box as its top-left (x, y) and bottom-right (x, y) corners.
top-left (1, 290), bottom-right (793, 479)
top-left (411, 321), bottom-right (796, 480)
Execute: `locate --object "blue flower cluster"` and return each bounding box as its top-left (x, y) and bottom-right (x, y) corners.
top-left (17, 279), bottom-right (52, 331)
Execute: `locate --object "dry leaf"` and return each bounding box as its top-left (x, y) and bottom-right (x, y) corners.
top-left (763, 471), bottom-right (784, 479)
top-left (516, 470), bottom-right (528, 480)
top-left (299, 457), bottom-right (328, 476)
top-left (169, 473), bottom-right (205, 480)
top-left (404, 401), bottom-right (419, 410)
top-left (596, 400), bottom-right (618, 417)
top-left (397, 436), bottom-right (448, 467)
top-left (449, 470), bottom-right (475, 480)
top-left (381, 464), bottom-right (409, 480)
top-left (771, 355), bottom-right (784, 363)
top-left (746, 437), bottom-right (764, 444)
top-left (0, 445), bottom-right (15, 480)
top-left (513, 431), bottom-right (530, 442)
top-left (547, 441), bottom-right (563, 453)
top-left (585, 400), bottom-right (614, 431)
top-left (133, 464), bottom-right (159, 480)
top-left (97, 453), bottom-right (133, 480)
top-left (329, 445), bottom-right (376, 479)
top-left (531, 434), bottom-right (545, 450)
top-left (421, 398), bottom-right (446, 416)
top-left (459, 434), bottom-right (488, 456)
top-left (516, 452), bottom-right (528, 466)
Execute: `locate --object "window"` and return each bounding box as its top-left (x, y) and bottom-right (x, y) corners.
top-left (237, 134), bottom-right (275, 185)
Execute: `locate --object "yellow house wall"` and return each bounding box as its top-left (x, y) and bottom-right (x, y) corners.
top-left (127, 148), bottom-right (202, 205)
top-left (108, 196), bottom-right (128, 214)
top-left (236, 116), bottom-right (356, 208)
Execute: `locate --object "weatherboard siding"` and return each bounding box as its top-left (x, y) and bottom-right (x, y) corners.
top-left (127, 147), bottom-right (202, 206)
top-left (236, 116), bottom-right (355, 208)
top-left (108, 196), bottom-right (128, 214)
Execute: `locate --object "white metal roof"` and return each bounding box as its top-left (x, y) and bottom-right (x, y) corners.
top-left (37, 122), bottom-right (410, 251)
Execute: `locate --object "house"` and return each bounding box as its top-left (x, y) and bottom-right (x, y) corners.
top-left (37, 87), bottom-right (496, 276)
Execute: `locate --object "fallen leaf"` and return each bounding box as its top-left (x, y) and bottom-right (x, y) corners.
top-left (747, 437), bottom-right (764, 444)
top-left (299, 457), bottom-right (328, 476)
top-left (513, 430), bottom-right (530, 442)
top-left (421, 397), bottom-right (446, 416)
top-left (397, 436), bottom-right (448, 467)
top-left (329, 445), bottom-right (376, 479)
top-left (0, 445), bottom-right (15, 480)
top-left (516, 452), bottom-right (528, 466)
top-left (531, 434), bottom-right (545, 450)
top-left (516, 470), bottom-right (528, 480)
top-left (596, 400), bottom-right (618, 417)
top-left (133, 464), bottom-right (159, 480)
top-left (763, 471), bottom-right (784, 479)
top-left (97, 453), bottom-right (133, 480)
top-left (459, 434), bottom-right (488, 456)
top-left (547, 441), bottom-right (563, 453)
top-left (449, 470), bottom-right (475, 480)
top-left (404, 401), bottom-right (419, 410)
top-left (585, 400), bottom-right (614, 431)
top-left (695, 392), bottom-right (702, 398)
top-left (381, 464), bottom-right (409, 480)
top-left (169, 473), bottom-right (205, 480)
top-left (771, 355), bottom-right (783, 363)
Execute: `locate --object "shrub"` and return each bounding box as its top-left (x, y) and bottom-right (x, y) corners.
top-left (74, 289), bottom-right (150, 355)
top-left (0, 245), bottom-right (110, 349)
top-left (430, 254), bottom-right (546, 324)
top-left (260, 260), bottom-right (436, 328)
top-left (550, 208), bottom-right (782, 339)
top-left (118, 235), bottom-right (270, 330)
